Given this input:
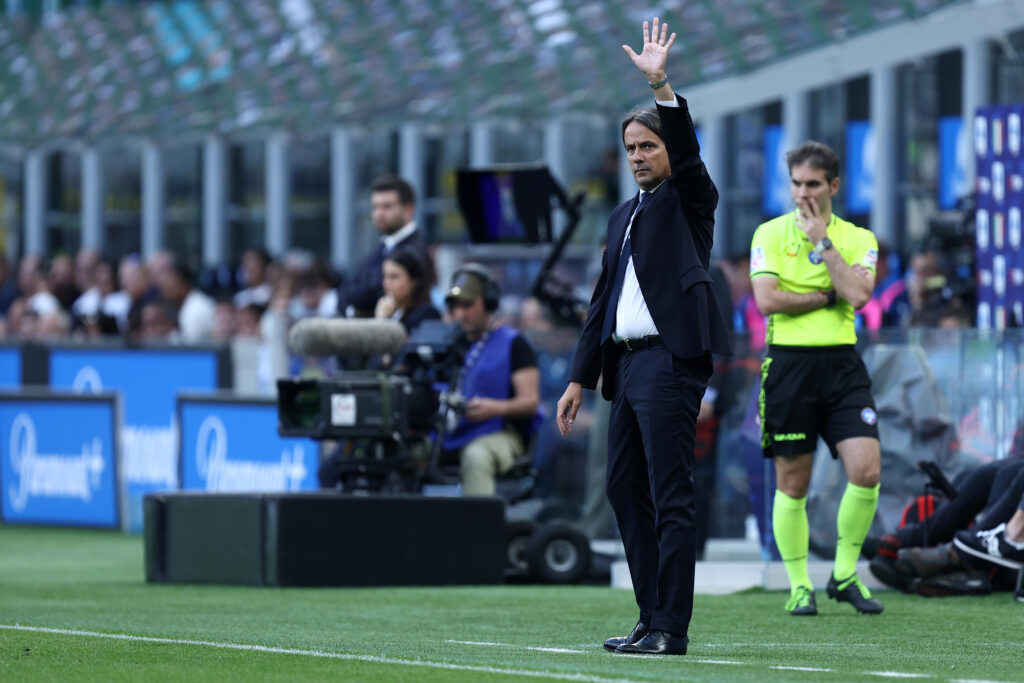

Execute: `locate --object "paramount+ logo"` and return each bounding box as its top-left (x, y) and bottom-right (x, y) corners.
top-left (195, 416), bottom-right (308, 491)
top-left (6, 413), bottom-right (105, 512)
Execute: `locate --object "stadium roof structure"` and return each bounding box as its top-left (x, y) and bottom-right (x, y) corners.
top-left (0, 0), bottom-right (968, 146)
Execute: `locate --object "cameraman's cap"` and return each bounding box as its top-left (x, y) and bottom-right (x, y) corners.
top-left (445, 270), bottom-right (486, 306)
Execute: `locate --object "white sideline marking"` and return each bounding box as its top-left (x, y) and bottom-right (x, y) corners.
top-left (5, 623), bottom-right (992, 682)
top-left (446, 639), bottom-right (586, 654)
top-left (0, 624), bottom-right (634, 683)
top-left (447, 639), bottom-right (743, 664)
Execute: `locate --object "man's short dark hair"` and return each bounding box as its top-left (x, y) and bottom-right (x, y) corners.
top-left (621, 107), bottom-right (663, 143)
top-left (786, 141), bottom-right (840, 183)
top-left (371, 175), bottom-right (416, 206)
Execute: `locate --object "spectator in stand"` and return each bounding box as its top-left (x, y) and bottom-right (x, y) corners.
top-left (73, 248), bottom-right (101, 307)
top-left (139, 299), bottom-right (180, 343)
top-left (157, 263), bottom-right (216, 343)
top-left (19, 255), bottom-right (61, 316)
top-left (855, 242), bottom-right (907, 331)
top-left (0, 252), bottom-right (20, 316)
top-left (48, 253), bottom-right (79, 312)
top-left (720, 251), bottom-right (766, 350)
top-left (73, 258), bottom-right (128, 332)
top-left (211, 300), bottom-right (237, 343)
top-left (3, 297), bottom-right (27, 338)
top-left (119, 255), bottom-right (159, 339)
top-left (235, 304), bottom-right (264, 339)
top-left (234, 247), bottom-right (274, 309)
top-left (291, 261), bottom-right (338, 320)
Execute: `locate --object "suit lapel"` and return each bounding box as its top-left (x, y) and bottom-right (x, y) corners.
top-left (606, 193), bottom-right (640, 276)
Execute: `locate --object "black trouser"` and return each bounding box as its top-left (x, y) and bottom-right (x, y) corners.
top-left (606, 345), bottom-right (710, 635)
top-left (895, 460), bottom-right (1024, 547)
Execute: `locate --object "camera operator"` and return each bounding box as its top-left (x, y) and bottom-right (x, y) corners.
top-left (442, 264), bottom-right (543, 496)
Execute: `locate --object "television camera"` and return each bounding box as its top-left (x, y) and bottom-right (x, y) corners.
top-left (277, 317), bottom-right (473, 492)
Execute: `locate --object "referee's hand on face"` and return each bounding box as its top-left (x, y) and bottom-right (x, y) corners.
top-left (556, 382), bottom-right (583, 436)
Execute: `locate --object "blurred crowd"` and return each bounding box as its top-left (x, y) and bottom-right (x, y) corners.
top-left (0, 245), bottom-right (339, 346)
top-left (0, 240), bottom-right (977, 348)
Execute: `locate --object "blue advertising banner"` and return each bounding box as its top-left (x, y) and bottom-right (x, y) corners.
top-left (0, 393), bottom-right (119, 527)
top-left (179, 398), bottom-right (318, 492)
top-left (845, 121), bottom-right (874, 214)
top-left (49, 348), bottom-right (219, 530)
top-left (938, 116), bottom-right (967, 210)
top-left (0, 347), bottom-right (18, 388)
top-left (762, 125), bottom-right (789, 216)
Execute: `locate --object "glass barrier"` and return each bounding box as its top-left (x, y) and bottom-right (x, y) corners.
top-left (522, 327), bottom-right (1024, 555)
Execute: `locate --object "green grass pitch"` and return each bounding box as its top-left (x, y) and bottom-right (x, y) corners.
top-left (0, 524), bottom-right (1021, 682)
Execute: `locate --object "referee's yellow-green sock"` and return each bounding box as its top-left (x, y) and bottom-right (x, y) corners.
top-left (834, 482), bottom-right (880, 580)
top-left (773, 490), bottom-right (812, 593)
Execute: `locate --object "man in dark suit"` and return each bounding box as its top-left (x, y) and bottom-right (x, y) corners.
top-left (556, 17), bottom-right (730, 656)
top-left (336, 175), bottom-right (430, 318)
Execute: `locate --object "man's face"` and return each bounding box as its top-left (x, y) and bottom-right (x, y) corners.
top-left (790, 161), bottom-right (840, 216)
top-left (449, 296), bottom-right (489, 340)
top-left (371, 190), bottom-right (413, 235)
top-left (623, 121), bottom-right (671, 191)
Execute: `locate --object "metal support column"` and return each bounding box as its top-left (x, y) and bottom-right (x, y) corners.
top-left (265, 131), bottom-right (291, 257)
top-left (331, 127), bottom-right (357, 270)
top-left (470, 121), bottom-right (495, 168)
top-left (399, 123), bottom-right (426, 230)
top-left (24, 149), bottom-right (47, 256)
top-left (962, 38), bottom-right (991, 192)
top-left (81, 146), bottom-right (104, 252)
top-left (141, 140), bottom-right (165, 259)
top-left (202, 134), bottom-right (228, 267)
top-left (870, 65), bottom-right (898, 248)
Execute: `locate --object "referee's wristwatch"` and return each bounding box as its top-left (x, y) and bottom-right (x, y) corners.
top-left (813, 237), bottom-right (833, 254)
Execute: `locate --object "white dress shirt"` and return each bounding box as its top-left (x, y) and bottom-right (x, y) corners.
top-left (612, 96), bottom-right (680, 342)
top-left (382, 221), bottom-right (417, 252)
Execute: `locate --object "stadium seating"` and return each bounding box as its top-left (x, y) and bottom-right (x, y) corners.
top-left (0, 0), bottom-right (966, 144)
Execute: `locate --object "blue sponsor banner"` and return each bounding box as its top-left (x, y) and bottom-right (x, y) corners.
top-left (49, 348), bottom-right (219, 531)
top-left (0, 394), bottom-right (119, 527)
top-left (938, 116), bottom-right (968, 210)
top-left (762, 125), bottom-right (789, 216)
top-left (0, 347), bottom-right (18, 388)
top-left (179, 398), bottom-right (318, 492)
top-left (845, 121), bottom-right (874, 214)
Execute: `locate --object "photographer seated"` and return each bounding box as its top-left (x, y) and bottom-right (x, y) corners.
top-left (441, 264), bottom-right (543, 496)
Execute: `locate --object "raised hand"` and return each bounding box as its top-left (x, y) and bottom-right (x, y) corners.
top-left (622, 17), bottom-right (676, 78)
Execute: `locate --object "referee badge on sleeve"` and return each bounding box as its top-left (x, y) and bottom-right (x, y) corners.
top-left (861, 407), bottom-right (878, 425)
top-left (808, 250), bottom-right (823, 265)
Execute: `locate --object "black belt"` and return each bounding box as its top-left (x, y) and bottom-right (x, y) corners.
top-left (615, 334), bottom-right (662, 351)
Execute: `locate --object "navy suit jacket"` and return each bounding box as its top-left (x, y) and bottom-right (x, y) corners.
top-left (336, 230), bottom-right (429, 316)
top-left (569, 96), bottom-right (731, 400)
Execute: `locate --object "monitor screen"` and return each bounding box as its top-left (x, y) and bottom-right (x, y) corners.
top-left (456, 167), bottom-right (555, 244)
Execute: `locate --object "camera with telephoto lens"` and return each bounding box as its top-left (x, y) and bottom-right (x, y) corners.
top-left (276, 320), bottom-right (464, 444)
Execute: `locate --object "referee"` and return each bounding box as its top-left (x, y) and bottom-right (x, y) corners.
top-left (750, 141), bottom-right (883, 616)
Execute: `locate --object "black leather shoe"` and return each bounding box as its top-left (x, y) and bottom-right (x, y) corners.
top-left (615, 630), bottom-right (687, 655)
top-left (602, 620), bottom-right (648, 652)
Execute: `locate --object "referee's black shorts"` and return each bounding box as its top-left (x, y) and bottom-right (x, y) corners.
top-left (758, 344), bottom-right (879, 459)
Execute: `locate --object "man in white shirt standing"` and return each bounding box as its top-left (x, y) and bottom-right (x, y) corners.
top-left (556, 17), bottom-right (730, 656)
top-left (335, 175), bottom-right (431, 319)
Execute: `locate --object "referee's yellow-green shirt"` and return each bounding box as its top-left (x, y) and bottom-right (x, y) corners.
top-left (750, 212), bottom-right (878, 346)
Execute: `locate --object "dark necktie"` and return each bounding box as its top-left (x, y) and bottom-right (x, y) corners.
top-left (600, 192), bottom-right (646, 343)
